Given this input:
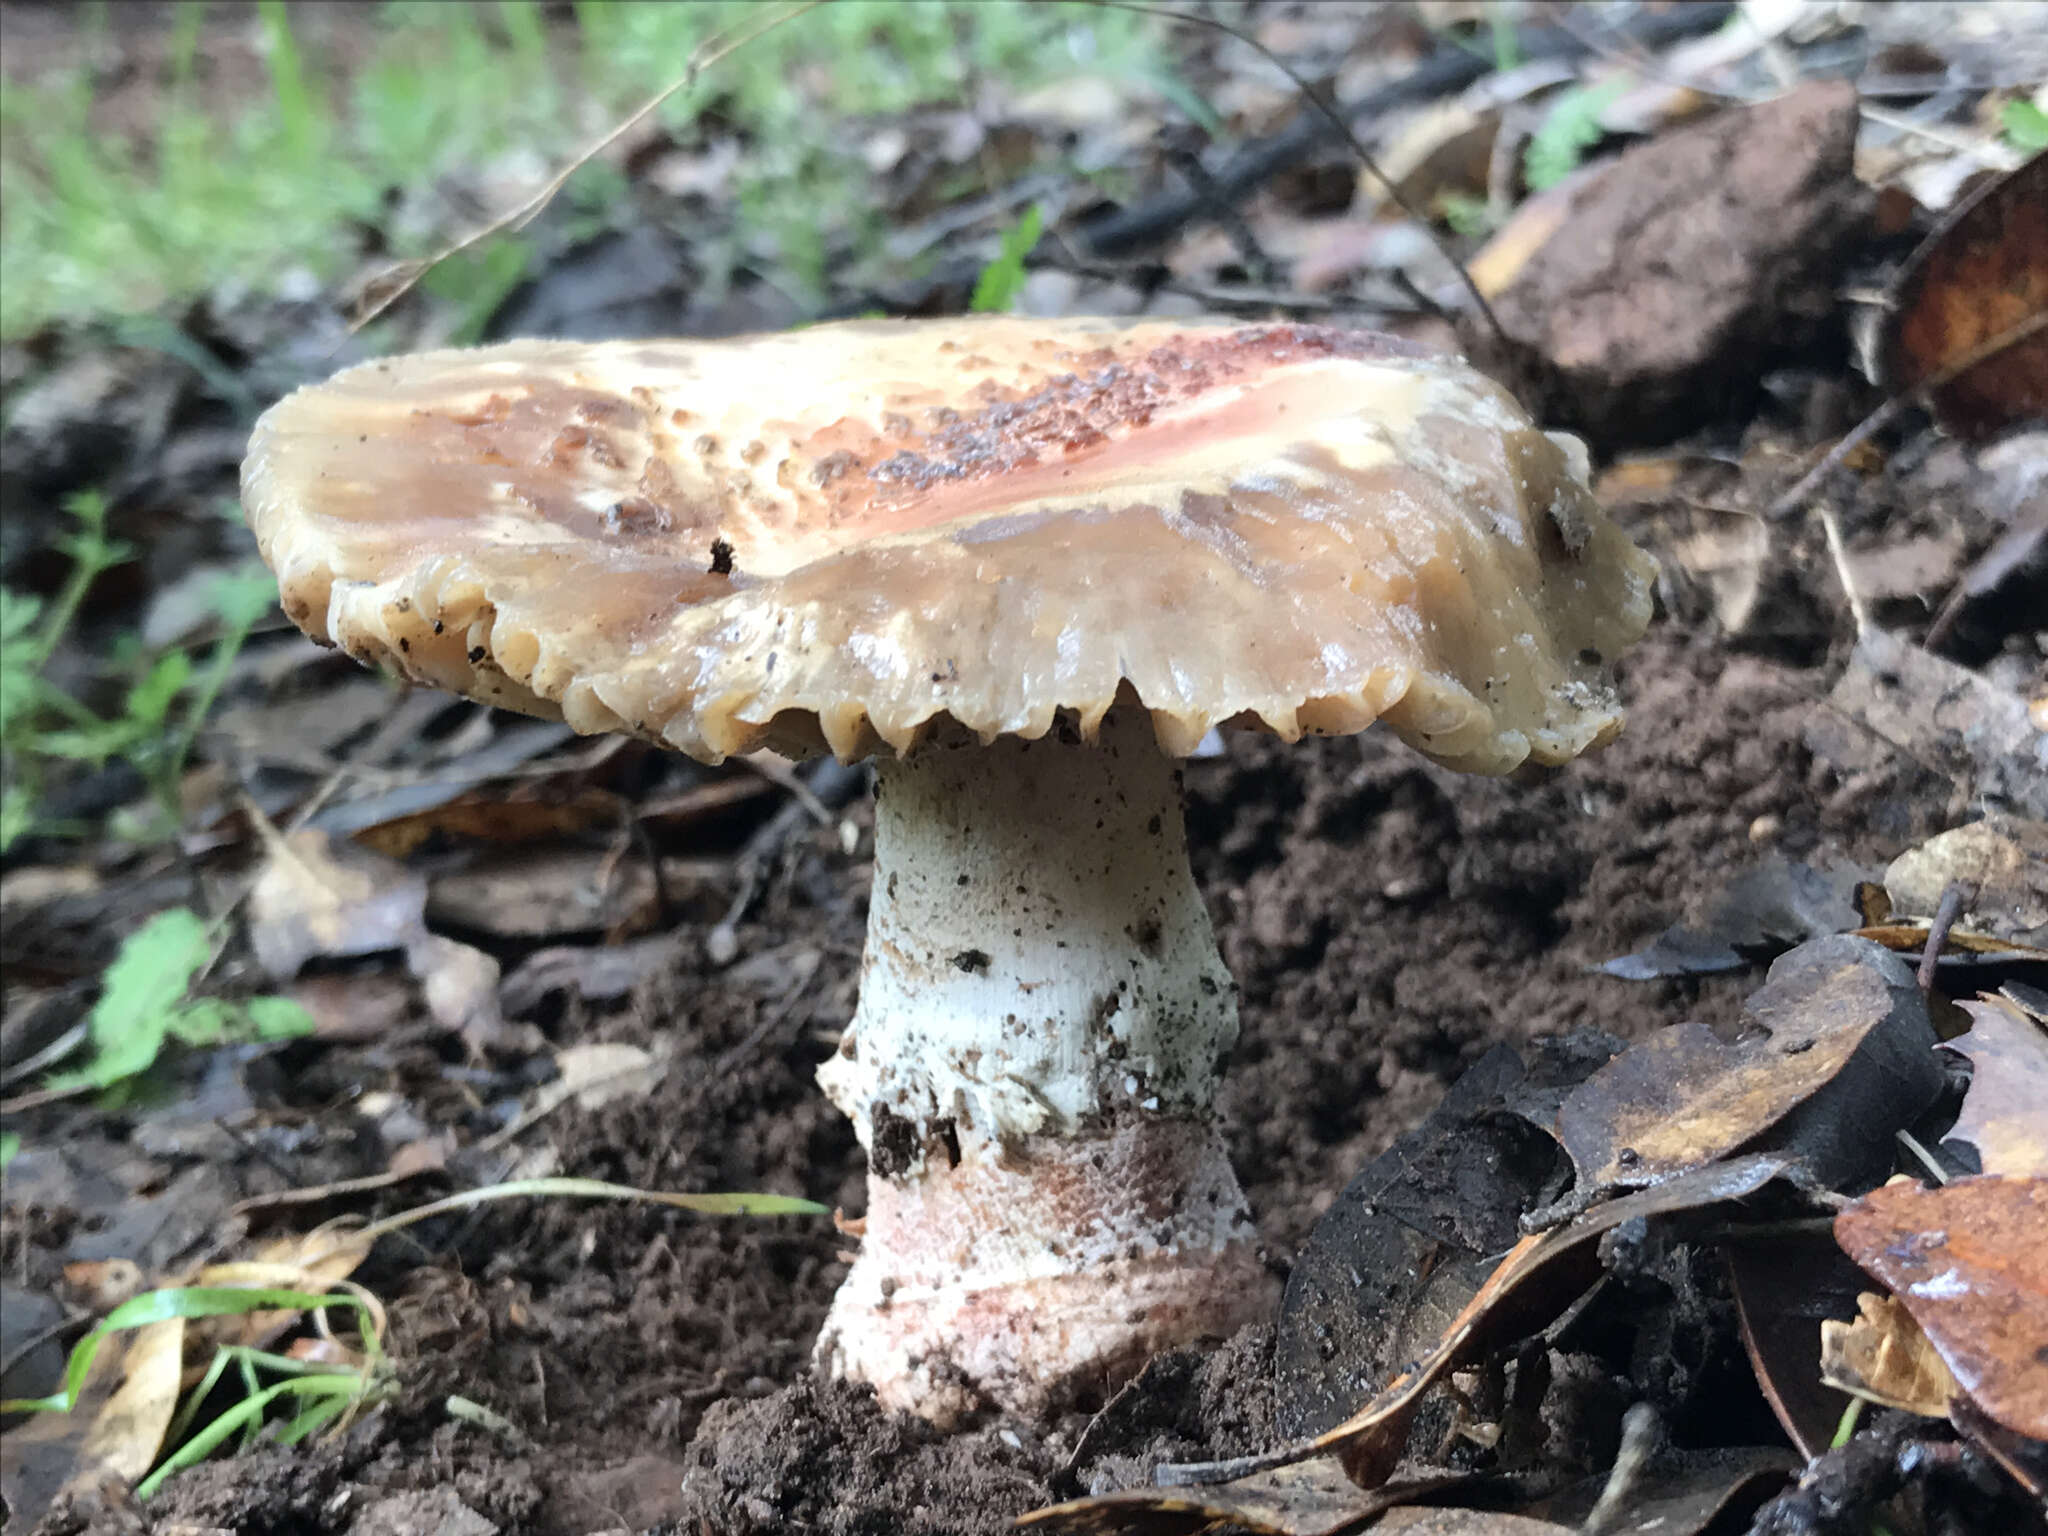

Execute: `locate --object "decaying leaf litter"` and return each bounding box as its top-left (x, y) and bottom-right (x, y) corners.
top-left (2, 3), bottom-right (2045, 1533)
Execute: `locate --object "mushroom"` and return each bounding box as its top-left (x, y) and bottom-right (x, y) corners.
top-left (241, 318), bottom-right (1656, 1424)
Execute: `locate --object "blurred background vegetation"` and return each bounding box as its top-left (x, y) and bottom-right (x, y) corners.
top-left (0, 0), bottom-right (1177, 339)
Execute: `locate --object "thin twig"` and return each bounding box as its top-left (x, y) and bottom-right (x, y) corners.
top-left (1815, 499), bottom-right (1871, 638)
top-left (1917, 880), bottom-right (1973, 994)
top-left (1769, 309), bottom-right (2048, 521)
top-left (1084, 0), bottom-right (1508, 345)
top-left (1581, 1404), bottom-right (1665, 1536)
top-left (346, 2), bottom-right (822, 335)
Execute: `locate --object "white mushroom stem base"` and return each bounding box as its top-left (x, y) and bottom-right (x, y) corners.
top-left (815, 703), bottom-right (1270, 1424)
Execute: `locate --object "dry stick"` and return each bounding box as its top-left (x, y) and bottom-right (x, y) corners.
top-left (1815, 498), bottom-right (1871, 638)
top-left (1085, 0), bottom-right (1507, 347)
top-left (1071, 3), bottom-right (1734, 261)
top-left (1917, 880), bottom-right (1973, 995)
top-left (1767, 308), bottom-right (2048, 522)
top-left (1772, 308), bottom-right (2048, 640)
top-left (1580, 1403), bottom-right (1665, 1536)
top-left (347, 1), bottom-right (823, 335)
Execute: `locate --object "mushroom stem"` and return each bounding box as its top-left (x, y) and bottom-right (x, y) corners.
top-left (816, 701), bottom-right (1269, 1423)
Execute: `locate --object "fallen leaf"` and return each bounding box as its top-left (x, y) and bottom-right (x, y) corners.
top-left (1820, 1291), bottom-right (1961, 1416)
top-left (1726, 1233), bottom-right (1862, 1459)
top-left (184, 1228), bottom-right (375, 1354)
top-left (1017, 1465), bottom-right (1467, 1536)
top-left (1942, 994), bottom-right (2048, 1177)
top-left (1886, 817), bottom-right (2048, 943)
top-left (555, 1041), bottom-right (668, 1111)
top-left (1467, 174), bottom-right (1578, 299)
top-left (1834, 1175), bottom-right (2048, 1439)
top-left (247, 828), bottom-right (522, 1051)
top-left (1950, 1393), bottom-right (2048, 1500)
top-left (1143, 1157), bottom-right (1807, 1504)
top-left (1564, 936), bottom-right (1943, 1190)
top-left (425, 847), bottom-right (669, 939)
top-left (407, 934), bottom-right (515, 1052)
top-left (283, 971), bottom-right (415, 1043)
top-left (1520, 1445), bottom-right (1797, 1535)
top-left (1843, 531), bottom-right (1967, 606)
top-left (500, 933), bottom-right (690, 1014)
top-left (247, 828), bottom-right (430, 980)
top-left (1847, 922), bottom-right (2048, 963)
top-left (1815, 628), bottom-right (2048, 821)
top-left (1600, 859), bottom-right (1870, 980)
top-left (67, 1318), bottom-right (183, 1489)
top-left (1880, 153), bottom-right (2048, 440)
top-left (1276, 1040), bottom-right (1595, 1437)
top-left (1668, 512), bottom-right (1776, 637)
top-left (0, 1319), bottom-right (127, 1520)
top-left (352, 784), bottom-right (626, 859)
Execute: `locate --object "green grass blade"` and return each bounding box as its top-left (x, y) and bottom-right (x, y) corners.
top-left (1, 1286), bottom-right (370, 1416)
top-left (353, 1176), bottom-right (826, 1242)
top-left (969, 203), bottom-right (1043, 314)
top-left (135, 1374), bottom-right (363, 1500)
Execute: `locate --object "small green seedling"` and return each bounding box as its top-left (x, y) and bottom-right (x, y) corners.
top-left (1, 1284), bottom-right (390, 1501)
top-left (1525, 78), bottom-right (1632, 192)
top-left (2003, 98), bottom-right (2048, 153)
top-left (969, 203), bottom-right (1044, 314)
top-left (1, 491), bottom-right (278, 852)
top-left (44, 908), bottom-right (313, 1097)
top-left (0, 1177), bottom-right (821, 1494)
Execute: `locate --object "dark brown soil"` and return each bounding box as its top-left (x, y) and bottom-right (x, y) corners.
top-left (80, 604), bottom-right (1935, 1536)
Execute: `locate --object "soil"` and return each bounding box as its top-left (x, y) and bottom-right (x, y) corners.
top-left (36, 604), bottom-right (1951, 1536)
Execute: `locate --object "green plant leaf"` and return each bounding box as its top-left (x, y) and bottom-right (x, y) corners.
top-left (2, 1285), bottom-right (372, 1417)
top-left (72, 908), bottom-right (210, 1083)
top-left (164, 998), bottom-right (233, 1047)
top-left (245, 995), bottom-right (317, 1041)
top-left (204, 564), bottom-right (283, 633)
top-left (0, 1131), bottom-right (19, 1170)
top-left (1526, 78), bottom-right (1631, 192)
top-left (125, 651), bottom-right (195, 731)
top-left (970, 203), bottom-right (1044, 314)
top-left (2004, 98), bottom-right (2048, 152)
top-left (137, 1373), bottom-right (370, 1500)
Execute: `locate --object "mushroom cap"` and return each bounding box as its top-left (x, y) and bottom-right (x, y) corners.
top-left (242, 318), bottom-right (1655, 771)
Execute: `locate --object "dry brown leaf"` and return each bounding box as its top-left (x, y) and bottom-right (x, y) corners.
top-left (1820, 1291), bottom-right (1961, 1417)
top-left (1944, 995), bottom-right (2048, 1178)
top-left (352, 784), bottom-right (627, 858)
top-left (1849, 924), bottom-right (2048, 961)
top-left (1668, 512), bottom-right (1771, 635)
top-left (1031, 1156), bottom-right (1802, 1531)
top-left (184, 1229), bottom-right (375, 1355)
top-left (1835, 1175), bottom-right (2048, 1439)
top-left (1819, 628), bottom-right (2048, 821)
top-left (1467, 175), bottom-right (1579, 300)
top-left (1561, 936), bottom-right (1941, 1190)
top-left (247, 828), bottom-right (430, 980)
top-left (1727, 1233), bottom-right (1863, 1459)
top-left (1881, 154), bottom-right (2048, 440)
top-left (0, 1320), bottom-right (176, 1521)
top-left (68, 1318), bottom-right (184, 1489)
top-left (1885, 818), bottom-right (2048, 943)
top-left (1016, 1465), bottom-right (1469, 1535)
